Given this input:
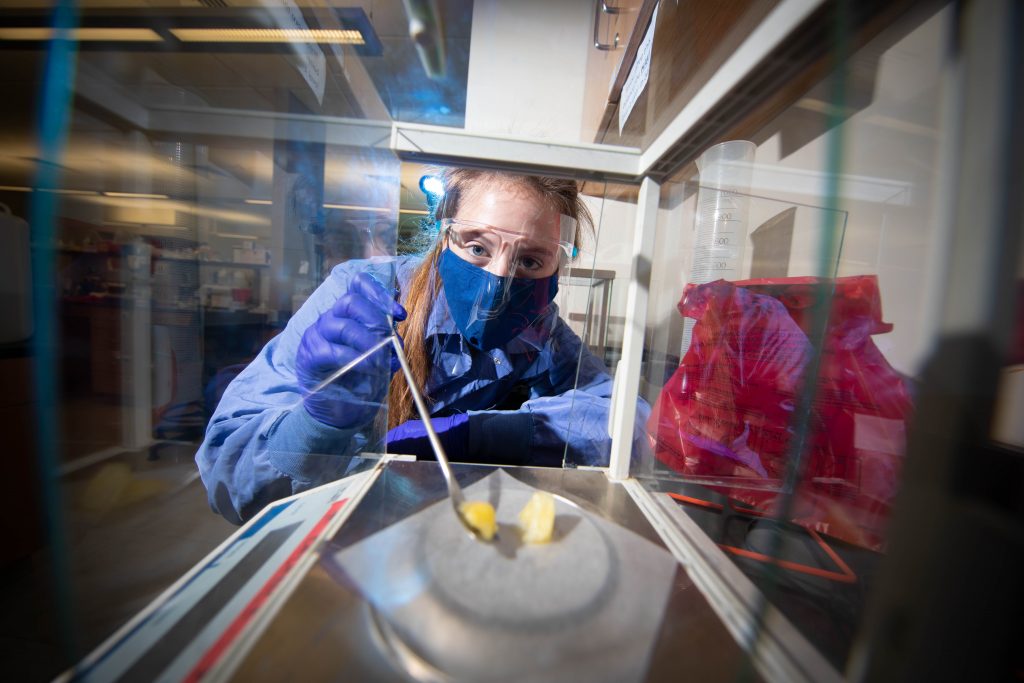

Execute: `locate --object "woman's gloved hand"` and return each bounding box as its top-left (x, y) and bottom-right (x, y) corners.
top-left (296, 273), bottom-right (406, 429)
top-left (385, 414), bottom-right (470, 460)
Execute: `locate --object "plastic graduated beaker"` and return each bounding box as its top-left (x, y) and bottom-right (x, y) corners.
top-left (680, 141), bottom-right (756, 355)
top-left (692, 140), bottom-right (756, 283)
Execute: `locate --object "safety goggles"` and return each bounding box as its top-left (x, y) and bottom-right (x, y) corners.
top-left (440, 217), bottom-right (578, 279)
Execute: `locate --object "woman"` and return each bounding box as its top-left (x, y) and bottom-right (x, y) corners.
top-left (197, 168), bottom-right (647, 524)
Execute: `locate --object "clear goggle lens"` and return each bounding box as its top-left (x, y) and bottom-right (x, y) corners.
top-left (440, 217), bottom-right (578, 279)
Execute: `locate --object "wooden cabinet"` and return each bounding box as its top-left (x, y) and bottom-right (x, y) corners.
top-left (586, 0), bottom-right (779, 147)
top-left (580, 0), bottom-right (646, 143)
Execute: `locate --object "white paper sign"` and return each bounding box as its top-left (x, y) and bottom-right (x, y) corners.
top-left (619, 3), bottom-right (660, 134)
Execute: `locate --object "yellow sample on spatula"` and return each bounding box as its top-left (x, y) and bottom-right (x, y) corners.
top-left (459, 501), bottom-right (497, 541)
top-left (518, 491), bottom-right (556, 544)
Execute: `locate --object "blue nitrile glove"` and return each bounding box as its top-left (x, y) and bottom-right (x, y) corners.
top-left (385, 414), bottom-right (470, 460)
top-left (296, 272), bottom-right (406, 429)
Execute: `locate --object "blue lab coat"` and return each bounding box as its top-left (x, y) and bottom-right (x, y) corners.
top-left (196, 256), bottom-right (648, 523)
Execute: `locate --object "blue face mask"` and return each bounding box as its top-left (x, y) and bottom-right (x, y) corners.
top-left (438, 248), bottom-right (559, 351)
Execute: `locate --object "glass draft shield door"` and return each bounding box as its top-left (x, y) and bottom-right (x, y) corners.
top-left (630, 1), bottom-right (1024, 679)
top-left (2, 2), bottom-right (402, 675)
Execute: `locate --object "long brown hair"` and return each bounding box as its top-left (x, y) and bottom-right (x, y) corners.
top-left (386, 168), bottom-right (593, 429)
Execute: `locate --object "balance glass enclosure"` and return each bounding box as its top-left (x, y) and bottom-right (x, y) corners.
top-left (2, 1), bottom-right (1021, 681)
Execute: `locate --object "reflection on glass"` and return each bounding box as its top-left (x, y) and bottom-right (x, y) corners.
top-left (637, 4), bottom-right (959, 670)
top-left (649, 274), bottom-right (912, 552)
top-left (557, 183), bottom-right (649, 468)
top-left (0, 1), bottom-right (422, 672)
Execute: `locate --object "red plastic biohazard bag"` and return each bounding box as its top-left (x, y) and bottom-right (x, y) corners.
top-left (648, 276), bottom-right (913, 550)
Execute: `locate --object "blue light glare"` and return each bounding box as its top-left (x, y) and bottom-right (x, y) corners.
top-left (419, 175), bottom-right (445, 199)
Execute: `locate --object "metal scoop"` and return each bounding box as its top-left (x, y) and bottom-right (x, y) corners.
top-left (389, 335), bottom-right (494, 543)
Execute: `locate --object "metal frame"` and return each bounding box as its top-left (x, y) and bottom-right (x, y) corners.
top-left (607, 176), bottom-right (658, 480)
top-left (390, 121), bottom-right (641, 183)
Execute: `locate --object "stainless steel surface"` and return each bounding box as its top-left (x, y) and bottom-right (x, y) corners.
top-left (389, 334), bottom-right (486, 542)
top-left (329, 469), bottom-right (675, 682)
top-left (228, 462), bottom-right (757, 682)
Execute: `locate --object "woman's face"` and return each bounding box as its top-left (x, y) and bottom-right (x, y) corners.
top-left (450, 183), bottom-right (564, 279)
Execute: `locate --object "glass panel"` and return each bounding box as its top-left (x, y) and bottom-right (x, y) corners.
top-left (378, 164), bottom-right (620, 471)
top-left (1, 3), bottom-right (404, 676)
top-left (563, 181), bottom-right (639, 467)
top-left (636, 3), bottom-right (958, 670)
top-left (0, 1), bottom-right (467, 125)
top-left (370, 167), bottom-right (635, 474)
top-left (572, 183), bottom-right (636, 373)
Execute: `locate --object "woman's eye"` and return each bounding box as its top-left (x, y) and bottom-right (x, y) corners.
top-left (468, 244), bottom-right (488, 258)
top-left (520, 257), bottom-right (543, 272)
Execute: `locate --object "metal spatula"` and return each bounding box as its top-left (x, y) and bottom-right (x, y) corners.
top-left (389, 335), bottom-right (493, 543)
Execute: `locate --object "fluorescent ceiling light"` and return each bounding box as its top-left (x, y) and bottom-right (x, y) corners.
top-left (0, 27), bottom-right (162, 41)
top-left (400, 209), bottom-right (430, 215)
top-left (169, 28), bottom-right (365, 44)
top-left (245, 199), bottom-right (273, 205)
top-left (323, 203), bottom-right (390, 212)
top-left (104, 191), bottom-right (169, 199)
top-left (0, 7), bottom-right (382, 54)
top-left (44, 188), bottom-right (99, 196)
top-left (216, 232), bottom-right (260, 240)
top-left (0, 185), bottom-right (31, 192)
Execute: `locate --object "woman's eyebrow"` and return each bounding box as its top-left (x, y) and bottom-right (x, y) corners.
top-left (514, 240), bottom-right (556, 256)
top-left (459, 227), bottom-right (492, 241)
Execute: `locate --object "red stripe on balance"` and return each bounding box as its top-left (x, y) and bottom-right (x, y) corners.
top-left (183, 497), bottom-right (349, 683)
